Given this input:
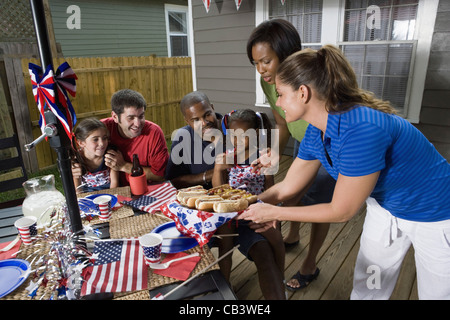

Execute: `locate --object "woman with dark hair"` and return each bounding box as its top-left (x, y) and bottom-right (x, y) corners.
top-left (247, 19), bottom-right (304, 152)
top-left (239, 45), bottom-right (450, 300)
top-left (247, 19), bottom-right (336, 290)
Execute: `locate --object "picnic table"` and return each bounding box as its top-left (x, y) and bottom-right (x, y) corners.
top-left (0, 186), bottom-right (236, 300)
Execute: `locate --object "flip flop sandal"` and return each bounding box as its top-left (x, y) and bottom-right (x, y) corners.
top-left (284, 240), bottom-right (299, 249)
top-left (286, 268), bottom-right (320, 291)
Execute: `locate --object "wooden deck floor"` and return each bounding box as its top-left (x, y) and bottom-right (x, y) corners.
top-left (217, 155), bottom-right (419, 300)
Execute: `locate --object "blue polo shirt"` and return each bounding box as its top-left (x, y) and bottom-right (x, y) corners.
top-left (298, 106), bottom-right (450, 222)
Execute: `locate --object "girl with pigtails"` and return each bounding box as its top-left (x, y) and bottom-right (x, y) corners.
top-left (212, 109), bottom-right (285, 298)
top-left (213, 109), bottom-right (274, 195)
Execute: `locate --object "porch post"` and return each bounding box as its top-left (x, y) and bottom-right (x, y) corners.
top-left (29, 0), bottom-right (83, 235)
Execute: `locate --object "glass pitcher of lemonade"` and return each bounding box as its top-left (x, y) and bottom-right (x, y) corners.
top-left (22, 174), bottom-right (65, 227)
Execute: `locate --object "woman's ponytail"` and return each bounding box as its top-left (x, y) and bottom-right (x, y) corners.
top-left (277, 45), bottom-right (397, 114)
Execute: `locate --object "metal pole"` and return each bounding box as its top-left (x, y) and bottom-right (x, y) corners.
top-left (29, 0), bottom-right (83, 234)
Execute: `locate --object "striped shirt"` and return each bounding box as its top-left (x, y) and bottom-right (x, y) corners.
top-left (298, 106), bottom-right (450, 222)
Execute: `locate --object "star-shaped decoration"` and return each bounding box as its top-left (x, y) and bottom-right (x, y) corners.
top-left (72, 260), bottom-right (89, 273)
top-left (42, 276), bottom-right (49, 287)
top-left (25, 280), bottom-right (40, 296)
top-left (58, 277), bottom-right (68, 287)
top-left (90, 252), bottom-right (99, 261)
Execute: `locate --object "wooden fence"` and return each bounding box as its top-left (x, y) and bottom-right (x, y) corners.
top-left (20, 55), bottom-right (192, 170)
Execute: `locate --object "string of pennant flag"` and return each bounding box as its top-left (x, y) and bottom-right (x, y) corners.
top-left (202, 0), bottom-right (285, 12)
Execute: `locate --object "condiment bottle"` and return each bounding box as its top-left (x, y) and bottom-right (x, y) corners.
top-left (131, 154), bottom-right (144, 177)
top-left (129, 154), bottom-right (147, 196)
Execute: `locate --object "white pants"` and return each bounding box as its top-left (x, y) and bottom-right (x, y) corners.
top-left (351, 197), bottom-right (450, 300)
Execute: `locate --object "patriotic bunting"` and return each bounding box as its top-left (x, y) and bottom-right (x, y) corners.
top-left (28, 62), bottom-right (77, 137)
top-left (201, 0), bottom-right (285, 13)
top-left (235, 0), bottom-right (242, 10)
top-left (202, 0), bottom-right (211, 12)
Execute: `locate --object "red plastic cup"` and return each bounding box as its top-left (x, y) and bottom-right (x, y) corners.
top-left (129, 173), bottom-right (147, 196)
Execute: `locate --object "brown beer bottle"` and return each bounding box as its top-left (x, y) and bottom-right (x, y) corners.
top-left (131, 154), bottom-right (144, 177)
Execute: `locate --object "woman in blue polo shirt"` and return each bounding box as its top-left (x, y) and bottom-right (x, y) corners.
top-left (239, 45), bottom-right (450, 300)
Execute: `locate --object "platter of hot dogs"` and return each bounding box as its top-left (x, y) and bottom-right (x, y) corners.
top-left (176, 184), bottom-right (257, 213)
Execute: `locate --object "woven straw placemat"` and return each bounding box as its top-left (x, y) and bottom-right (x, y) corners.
top-left (0, 237), bottom-right (56, 300)
top-left (113, 289), bottom-right (150, 300)
top-left (109, 212), bottom-right (171, 239)
top-left (78, 186), bottom-right (134, 225)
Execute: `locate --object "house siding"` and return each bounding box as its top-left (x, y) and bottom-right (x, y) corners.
top-left (415, 0), bottom-right (450, 161)
top-left (192, 0), bottom-right (449, 159)
top-left (192, 0), bottom-right (258, 111)
top-left (191, 0), bottom-right (295, 152)
top-left (49, 0), bottom-right (188, 57)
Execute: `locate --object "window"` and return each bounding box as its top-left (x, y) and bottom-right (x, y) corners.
top-left (269, 0), bottom-right (323, 45)
top-left (341, 0), bottom-right (419, 115)
top-left (165, 5), bottom-right (190, 57)
top-left (255, 0), bottom-right (439, 123)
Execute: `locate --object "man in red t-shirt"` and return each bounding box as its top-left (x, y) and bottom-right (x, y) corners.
top-left (101, 89), bottom-right (168, 186)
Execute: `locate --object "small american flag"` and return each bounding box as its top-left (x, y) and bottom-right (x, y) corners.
top-left (123, 182), bottom-right (177, 214)
top-left (81, 239), bottom-right (147, 296)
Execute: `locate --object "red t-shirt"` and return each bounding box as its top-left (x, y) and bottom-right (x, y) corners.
top-left (102, 118), bottom-right (169, 186)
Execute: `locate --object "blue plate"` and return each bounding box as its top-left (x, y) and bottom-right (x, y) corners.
top-left (151, 222), bottom-right (198, 253)
top-left (79, 194), bottom-right (118, 213)
top-left (0, 259), bottom-right (30, 298)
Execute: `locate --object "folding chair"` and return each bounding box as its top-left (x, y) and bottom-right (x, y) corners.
top-left (0, 134), bottom-right (28, 242)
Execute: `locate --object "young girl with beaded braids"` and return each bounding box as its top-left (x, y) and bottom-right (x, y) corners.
top-left (213, 109), bottom-right (274, 194)
top-left (212, 109), bottom-right (285, 298)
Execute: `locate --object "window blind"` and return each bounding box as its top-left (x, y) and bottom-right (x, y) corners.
top-left (266, 0), bottom-right (419, 114)
top-left (269, 0), bottom-right (323, 44)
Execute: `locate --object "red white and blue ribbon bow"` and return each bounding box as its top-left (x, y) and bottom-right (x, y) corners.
top-left (55, 62), bottom-right (77, 133)
top-left (29, 63), bottom-right (55, 134)
top-left (29, 62), bottom-right (77, 137)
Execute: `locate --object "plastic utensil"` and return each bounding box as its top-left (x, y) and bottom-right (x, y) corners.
top-left (149, 252), bottom-right (200, 269)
